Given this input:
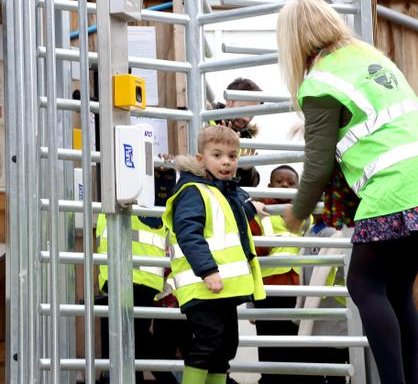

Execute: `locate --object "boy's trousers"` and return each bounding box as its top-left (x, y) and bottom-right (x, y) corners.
top-left (184, 299), bottom-right (240, 373)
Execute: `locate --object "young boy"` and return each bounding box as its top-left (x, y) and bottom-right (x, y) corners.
top-left (162, 125), bottom-right (266, 384)
top-left (251, 165), bottom-right (314, 384)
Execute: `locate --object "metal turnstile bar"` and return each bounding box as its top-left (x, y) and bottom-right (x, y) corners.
top-left (40, 147), bottom-right (101, 163)
top-left (199, 2), bottom-right (356, 25)
top-left (199, 53), bottom-right (278, 72)
top-left (36, 0), bottom-right (97, 13)
top-left (222, 43), bottom-right (276, 55)
top-left (39, 199), bottom-right (165, 216)
top-left (240, 336), bottom-right (367, 348)
top-left (39, 304), bottom-right (349, 321)
top-left (265, 285), bottom-right (349, 297)
top-left (253, 236), bottom-right (352, 248)
top-left (38, 358), bottom-right (354, 376)
top-left (239, 139), bottom-right (304, 151)
top-left (39, 252), bottom-right (346, 267)
top-left (238, 152), bottom-right (304, 166)
top-left (37, 0), bottom-right (191, 25)
top-left (201, 102), bottom-right (292, 121)
top-left (39, 97), bottom-right (194, 120)
top-left (38, 46), bottom-right (193, 73)
top-left (39, 197), bottom-right (328, 217)
top-left (40, 146), bottom-right (303, 168)
top-left (224, 90), bottom-right (290, 103)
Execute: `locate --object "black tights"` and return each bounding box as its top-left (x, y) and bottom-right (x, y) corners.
top-left (347, 232), bottom-right (418, 384)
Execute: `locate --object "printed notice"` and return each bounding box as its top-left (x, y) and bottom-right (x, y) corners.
top-left (128, 26), bottom-right (159, 106)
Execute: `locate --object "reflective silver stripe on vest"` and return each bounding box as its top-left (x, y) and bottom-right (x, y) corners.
top-left (203, 185), bottom-right (227, 241)
top-left (305, 71), bottom-right (376, 160)
top-left (139, 266), bottom-right (165, 277)
top-left (102, 227), bottom-right (165, 250)
top-left (337, 100), bottom-right (418, 159)
top-left (171, 184), bottom-right (241, 260)
top-left (260, 217), bottom-right (274, 236)
top-left (261, 217), bottom-right (295, 238)
top-left (173, 260), bottom-right (251, 288)
top-left (352, 141), bottom-right (418, 194)
top-left (137, 229), bottom-right (166, 250)
top-left (172, 232), bottom-right (241, 260)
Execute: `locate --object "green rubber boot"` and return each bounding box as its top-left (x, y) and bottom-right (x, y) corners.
top-left (206, 373), bottom-right (227, 384)
top-left (181, 366), bottom-right (208, 384)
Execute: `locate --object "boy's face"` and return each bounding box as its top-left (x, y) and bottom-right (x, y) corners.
top-left (196, 141), bottom-right (239, 181)
top-left (268, 168), bottom-right (299, 204)
top-left (269, 169), bottom-right (298, 189)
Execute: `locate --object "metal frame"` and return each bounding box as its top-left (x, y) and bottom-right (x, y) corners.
top-left (3, 0), bottom-right (376, 382)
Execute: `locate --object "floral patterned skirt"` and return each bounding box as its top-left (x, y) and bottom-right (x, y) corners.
top-left (352, 207), bottom-right (418, 243)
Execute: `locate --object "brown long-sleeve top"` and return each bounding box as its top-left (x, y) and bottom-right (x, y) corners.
top-left (292, 95), bottom-right (352, 220)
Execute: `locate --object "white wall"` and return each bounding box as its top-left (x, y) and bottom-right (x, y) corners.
top-left (204, 14), bottom-right (304, 187)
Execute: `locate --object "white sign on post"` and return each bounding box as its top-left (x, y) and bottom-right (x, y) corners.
top-left (127, 26), bottom-right (159, 106)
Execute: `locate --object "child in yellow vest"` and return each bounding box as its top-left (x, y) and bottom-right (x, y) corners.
top-left (251, 165), bottom-right (313, 384)
top-left (163, 125), bottom-right (266, 384)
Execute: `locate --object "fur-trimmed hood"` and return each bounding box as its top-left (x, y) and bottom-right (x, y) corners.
top-left (174, 155), bottom-right (206, 177)
top-left (237, 122), bottom-right (259, 138)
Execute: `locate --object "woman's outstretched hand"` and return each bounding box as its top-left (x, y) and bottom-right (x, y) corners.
top-left (282, 204), bottom-right (303, 234)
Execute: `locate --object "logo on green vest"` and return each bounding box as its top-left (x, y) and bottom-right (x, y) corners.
top-left (367, 64), bottom-right (399, 90)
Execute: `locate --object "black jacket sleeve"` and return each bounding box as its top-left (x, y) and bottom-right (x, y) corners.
top-left (173, 186), bottom-right (219, 278)
top-left (293, 96), bottom-right (342, 219)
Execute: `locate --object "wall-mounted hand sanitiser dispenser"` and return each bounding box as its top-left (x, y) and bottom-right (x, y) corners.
top-left (115, 123), bottom-right (154, 207)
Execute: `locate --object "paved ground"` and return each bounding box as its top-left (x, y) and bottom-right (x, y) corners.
top-left (230, 308), bottom-right (261, 384)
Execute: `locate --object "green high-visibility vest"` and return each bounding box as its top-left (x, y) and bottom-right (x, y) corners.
top-left (163, 182), bottom-right (266, 307)
top-left (97, 214), bottom-right (165, 292)
top-left (256, 215), bottom-right (301, 278)
top-left (298, 43), bottom-right (418, 220)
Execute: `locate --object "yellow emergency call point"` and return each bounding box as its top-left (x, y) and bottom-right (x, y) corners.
top-left (113, 74), bottom-right (146, 110)
top-left (73, 128), bottom-right (82, 150)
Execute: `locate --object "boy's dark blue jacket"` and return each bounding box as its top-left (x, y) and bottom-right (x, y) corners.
top-left (171, 170), bottom-right (257, 310)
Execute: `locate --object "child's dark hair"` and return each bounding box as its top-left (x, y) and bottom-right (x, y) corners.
top-left (270, 164), bottom-right (299, 182)
top-left (197, 125), bottom-right (240, 153)
top-left (227, 77), bottom-right (262, 92)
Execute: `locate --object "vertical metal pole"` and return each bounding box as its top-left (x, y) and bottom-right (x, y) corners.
top-left (55, 7), bottom-right (76, 383)
top-left (23, 0), bottom-right (41, 382)
top-left (96, 2), bottom-right (135, 383)
top-left (78, 0), bottom-right (95, 382)
top-left (185, 0), bottom-right (205, 154)
top-left (45, 0), bottom-right (61, 381)
top-left (4, 0), bottom-right (20, 382)
top-left (353, 0), bottom-right (374, 44)
top-left (106, 213), bottom-right (135, 383)
top-left (97, 1), bottom-right (116, 214)
top-left (13, 0), bottom-right (30, 382)
top-left (36, 5), bottom-right (50, 383)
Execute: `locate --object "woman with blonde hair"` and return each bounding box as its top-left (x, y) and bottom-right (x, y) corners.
top-left (277, 0), bottom-right (418, 383)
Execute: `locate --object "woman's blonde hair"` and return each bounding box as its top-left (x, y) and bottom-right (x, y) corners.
top-left (277, 0), bottom-right (356, 109)
top-left (197, 125), bottom-right (240, 153)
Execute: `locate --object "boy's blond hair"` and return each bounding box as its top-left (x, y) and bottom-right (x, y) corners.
top-left (197, 125), bottom-right (240, 153)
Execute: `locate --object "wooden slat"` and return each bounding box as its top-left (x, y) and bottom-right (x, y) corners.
top-left (172, 0), bottom-right (189, 155)
top-left (376, 0), bottom-right (418, 93)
